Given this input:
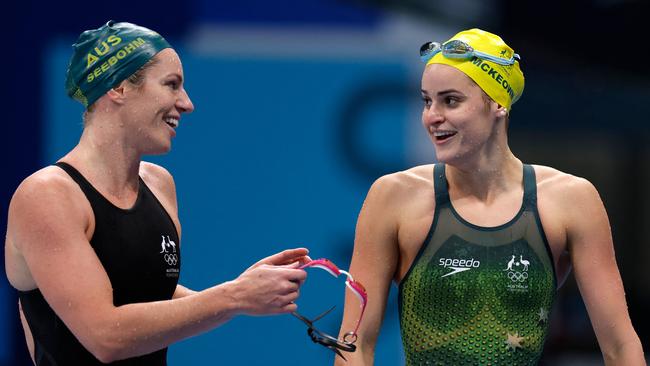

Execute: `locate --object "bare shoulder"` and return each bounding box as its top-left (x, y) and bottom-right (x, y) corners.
top-left (8, 166), bottom-right (91, 248)
top-left (139, 162), bottom-right (178, 201)
top-left (533, 165), bottom-right (602, 212)
top-left (139, 161), bottom-right (175, 190)
top-left (367, 165), bottom-right (433, 204)
top-left (139, 161), bottom-right (180, 229)
top-left (12, 166), bottom-right (85, 210)
top-left (370, 165), bottom-right (434, 198)
top-left (534, 165), bottom-right (598, 194)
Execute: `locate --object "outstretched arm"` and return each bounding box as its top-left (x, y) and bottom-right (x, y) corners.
top-left (7, 173), bottom-right (308, 363)
top-left (171, 247), bottom-right (312, 300)
top-left (565, 178), bottom-right (645, 365)
top-left (335, 176), bottom-right (401, 365)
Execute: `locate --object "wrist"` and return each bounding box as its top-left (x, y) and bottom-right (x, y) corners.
top-left (217, 279), bottom-right (246, 316)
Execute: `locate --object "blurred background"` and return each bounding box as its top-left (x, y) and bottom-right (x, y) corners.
top-left (4, 0), bottom-right (649, 365)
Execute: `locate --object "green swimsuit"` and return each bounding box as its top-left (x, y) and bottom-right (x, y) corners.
top-left (399, 164), bottom-right (556, 365)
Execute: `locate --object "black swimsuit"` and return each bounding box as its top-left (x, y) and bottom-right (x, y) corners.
top-left (19, 162), bottom-right (181, 365)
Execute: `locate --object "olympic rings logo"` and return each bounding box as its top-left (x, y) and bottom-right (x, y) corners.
top-left (507, 271), bottom-right (528, 282)
top-left (164, 253), bottom-right (178, 266)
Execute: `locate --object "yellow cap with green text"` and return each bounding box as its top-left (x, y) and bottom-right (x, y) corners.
top-left (427, 28), bottom-right (524, 110)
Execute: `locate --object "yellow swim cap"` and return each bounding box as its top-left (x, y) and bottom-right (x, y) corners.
top-left (426, 28), bottom-right (524, 110)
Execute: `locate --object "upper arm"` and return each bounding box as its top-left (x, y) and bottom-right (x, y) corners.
top-left (564, 177), bottom-right (640, 350)
top-left (337, 175), bottom-right (401, 364)
top-left (8, 173), bottom-right (117, 351)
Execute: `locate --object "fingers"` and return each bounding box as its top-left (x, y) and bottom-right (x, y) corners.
top-left (276, 276), bottom-right (301, 295)
top-left (273, 272), bottom-right (306, 314)
top-left (235, 247), bottom-right (322, 316)
top-left (300, 255), bottom-right (313, 265)
top-left (280, 261), bottom-right (302, 269)
top-left (253, 263), bottom-right (307, 283)
top-left (275, 266), bottom-right (308, 287)
top-left (257, 248), bottom-right (309, 266)
top-left (235, 263), bottom-right (308, 316)
top-left (283, 290), bottom-right (300, 303)
top-left (276, 294), bottom-right (300, 314)
top-left (277, 261), bottom-right (309, 287)
top-left (259, 285), bottom-right (302, 315)
top-left (281, 301), bottom-right (298, 313)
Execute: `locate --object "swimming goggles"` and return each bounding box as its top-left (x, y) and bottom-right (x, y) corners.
top-left (292, 258), bottom-right (367, 360)
top-left (420, 39), bottom-right (520, 66)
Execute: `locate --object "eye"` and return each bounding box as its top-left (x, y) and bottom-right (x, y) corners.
top-left (421, 96), bottom-right (432, 108)
top-left (444, 96), bottom-right (459, 106)
top-left (166, 80), bottom-right (180, 90)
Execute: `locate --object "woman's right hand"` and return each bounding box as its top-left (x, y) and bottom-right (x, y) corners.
top-left (232, 250), bottom-right (309, 315)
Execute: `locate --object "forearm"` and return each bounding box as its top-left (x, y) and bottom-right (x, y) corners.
top-left (603, 337), bottom-right (646, 366)
top-left (334, 347), bottom-right (374, 366)
top-left (335, 320), bottom-right (380, 366)
top-left (91, 281), bottom-right (240, 362)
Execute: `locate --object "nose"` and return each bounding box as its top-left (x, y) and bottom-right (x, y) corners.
top-left (422, 103), bottom-right (444, 126)
top-left (176, 87), bottom-right (194, 114)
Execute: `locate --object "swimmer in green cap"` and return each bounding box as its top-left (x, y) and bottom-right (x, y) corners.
top-left (5, 20), bottom-right (310, 365)
top-left (335, 28), bottom-right (645, 365)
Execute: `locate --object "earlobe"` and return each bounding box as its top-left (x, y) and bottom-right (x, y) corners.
top-left (496, 107), bottom-right (508, 118)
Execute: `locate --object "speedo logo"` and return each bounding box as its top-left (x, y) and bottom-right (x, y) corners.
top-left (439, 258), bottom-right (481, 278)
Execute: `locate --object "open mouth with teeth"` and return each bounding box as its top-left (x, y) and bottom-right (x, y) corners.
top-left (164, 117), bottom-right (179, 128)
top-left (434, 131), bottom-right (457, 142)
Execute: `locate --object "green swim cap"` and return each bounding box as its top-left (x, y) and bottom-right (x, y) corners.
top-left (65, 20), bottom-right (172, 108)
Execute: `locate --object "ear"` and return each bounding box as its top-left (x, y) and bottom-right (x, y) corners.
top-left (106, 84), bottom-right (126, 105)
top-left (496, 105), bottom-right (508, 118)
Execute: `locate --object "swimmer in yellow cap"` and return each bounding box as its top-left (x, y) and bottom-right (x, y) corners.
top-left (335, 28), bottom-right (645, 365)
top-left (5, 21), bottom-right (310, 365)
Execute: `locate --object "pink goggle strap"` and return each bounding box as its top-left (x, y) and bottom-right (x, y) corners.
top-left (300, 259), bottom-right (368, 341)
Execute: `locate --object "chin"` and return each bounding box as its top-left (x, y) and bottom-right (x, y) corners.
top-left (144, 142), bottom-right (172, 155)
top-left (434, 149), bottom-right (464, 166)
top-left (157, 145), bottom-right (172, 154)
top-left (433, 148), bottom-right (452, 163)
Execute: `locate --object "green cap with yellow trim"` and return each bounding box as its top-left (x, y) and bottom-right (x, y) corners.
top-left (65, 20), bottom-right (171, 108)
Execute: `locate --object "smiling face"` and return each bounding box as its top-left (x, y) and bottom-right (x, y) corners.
top-left (421, 63), bottom-right (505, 166)
top-left (119, 48), bottom-right (194, 155)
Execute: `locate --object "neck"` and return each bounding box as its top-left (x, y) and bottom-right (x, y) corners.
top-left (62, 119), bottom-right (142, 196)
top-left (445, 149), bottom-right (522, 203)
